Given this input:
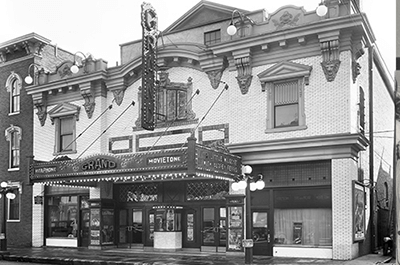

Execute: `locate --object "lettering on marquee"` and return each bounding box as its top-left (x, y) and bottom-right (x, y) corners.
top-left (82, 158), bottom-right (117, 171)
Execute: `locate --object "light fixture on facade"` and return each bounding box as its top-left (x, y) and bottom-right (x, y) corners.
top-left (24, 63), bottom-right (41, 85)
top-left (70, 51), bottom-right (87, 74)
top-left (231, 165), bottom-right (265, 192)
top-left (227, 10), bottom-right (255, 37)
top-left (316, 1), bottom-right (328, 17)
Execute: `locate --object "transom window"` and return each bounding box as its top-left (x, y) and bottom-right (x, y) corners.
top-left (204, 30), bottom-right (221, 45)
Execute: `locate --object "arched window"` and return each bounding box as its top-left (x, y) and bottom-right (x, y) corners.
top-left (5, 125), bottom-right (22, 169)
top-left (5, 72), bottom-right (22, 114)
top-left (384, 182), bottom-right (389, 208)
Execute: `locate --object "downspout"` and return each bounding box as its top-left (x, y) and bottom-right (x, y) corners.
top-left (368, 45), bottom-right (376, 253)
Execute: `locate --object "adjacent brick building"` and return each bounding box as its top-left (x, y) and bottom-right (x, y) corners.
top-left (0, 33), bottom-right (74, 247)
top-left (6, 0), bottom-right (394, 261)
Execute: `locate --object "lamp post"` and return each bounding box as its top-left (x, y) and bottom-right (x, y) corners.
top-left (232, 165), bottom-right (264, 264)
top-left (0, 181), bottom-right (16, 255)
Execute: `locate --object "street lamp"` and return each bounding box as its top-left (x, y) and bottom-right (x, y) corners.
top-left (231, 165), bottom-right (264, 264)
top-left (0, 181), bottom-right (16, 255)
top-left (227, 10), bottom-right (255, 37)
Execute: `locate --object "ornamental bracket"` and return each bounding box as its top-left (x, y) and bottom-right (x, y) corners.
top-left (319, 31), bottom-right (340, 82)
top-left (80, 82), bottom-right (96, 119)
top-left (232, 49), bottom-right (253, 94)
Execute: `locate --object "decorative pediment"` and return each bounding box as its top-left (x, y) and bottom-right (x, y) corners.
top-left (164, 2), bottom-right (247, 33)
top-left (48, 102), bottom-right (80, 125)
top-left (267, 5), bottom-right (307, 30)
top-left (258, 61), bottom-right (312, 91)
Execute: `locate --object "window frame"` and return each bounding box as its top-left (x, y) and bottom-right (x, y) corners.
top-left (204, 29), bottom-right (221, 45)
top-left (5, 125), bottom-right (22, 170)
top-left (5, 72), bottom-right (22, 115)
top-left (7, 188), bottom-right (20, 222)
top-left (258, 61), bottom-right (311, 133)
top-left (6, 182), bottom-right (21, 222)
top-left (48, 103), bottom-right (80, 156)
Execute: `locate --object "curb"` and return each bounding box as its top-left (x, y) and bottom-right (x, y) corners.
top-left (2, 254), bottom-right (141, 265)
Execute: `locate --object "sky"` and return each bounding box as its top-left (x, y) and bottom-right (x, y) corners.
top-left (1, 0), bottom-right (395, 78)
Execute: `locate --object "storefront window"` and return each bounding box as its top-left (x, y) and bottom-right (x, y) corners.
top-left (274, 208), bottom-right (332, 246)
top-left (47, 196), bottom-right (78, 238)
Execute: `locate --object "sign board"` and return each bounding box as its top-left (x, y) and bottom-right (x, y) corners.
top-left (34, 195), bottom-right (43, 204)
top-left (242, 239), bottom-right (253, 248)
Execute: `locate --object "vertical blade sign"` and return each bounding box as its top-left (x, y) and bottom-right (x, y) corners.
top-left (141, 2), bottom-right (159, 130)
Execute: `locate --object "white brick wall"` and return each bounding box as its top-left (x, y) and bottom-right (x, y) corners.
top-left (32, 183), bottom-right (44, 247)
top-left (332, 159), bottom-right (359, 260)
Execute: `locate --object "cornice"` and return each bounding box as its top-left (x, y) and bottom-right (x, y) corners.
top-left (25, 70), bottom-right (107, 95)
top-left (228, 133), bottom-right (369, 164)
top-left (211, 14), bottom-right (364, 56)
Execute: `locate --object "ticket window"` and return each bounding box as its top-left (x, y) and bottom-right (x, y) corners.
top-left (155, 208), bottom-right (182, 232)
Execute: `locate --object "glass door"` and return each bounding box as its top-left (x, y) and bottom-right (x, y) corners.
top-left (252, 210), bottom-right (272, 256)
top-left (79, 209), bottom-right (90, 247)
top-left (201, 207), bottom-right (226, 252)
top-left (118, 208), bottom-right (143, 247)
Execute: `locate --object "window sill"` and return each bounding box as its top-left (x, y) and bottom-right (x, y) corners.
top-left (273, 244), bottom-right (332, 248)
top-left (8, 111), bottom-right (20, 116)
top-left (8, 168), bottom-right (20, 172)
top-left (265, 125), bottom-right (307, 134)
top-left (132, 118), bottom-right (198, 132)
top-left (7, 220), bottom-right (20, 223)
top-left (53, 150), bottom-right (77, 156)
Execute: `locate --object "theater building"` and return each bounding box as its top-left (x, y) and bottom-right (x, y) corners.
top-left (25, 0), bottom-right (394, 261)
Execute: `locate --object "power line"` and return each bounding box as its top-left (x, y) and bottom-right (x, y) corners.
top-left (179, 83), bottom-right (229, 149)
top-left (77, 101), bottom-right (135, 159)
top-left (148, 89), bottom-right (200, 152)
top-left (53, 99), bottom-right (115, 160)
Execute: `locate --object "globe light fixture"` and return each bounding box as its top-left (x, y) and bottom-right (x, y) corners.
top-left (24, 63), bottom-right (41, 85)
top-left (227, 10), bottom-right (255, 37)
top-left (316, 1), bottom-right (328, 17)
top-left (70, 51), bottom-right (88, 74)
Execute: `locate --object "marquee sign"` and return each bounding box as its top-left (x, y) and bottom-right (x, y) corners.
top-left (29, 138), bottom-right (241, 184)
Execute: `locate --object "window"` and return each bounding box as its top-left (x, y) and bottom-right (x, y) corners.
top-left (258, 61), bottom-right (311, 132)
top-left (204, 30), bottom-right (221, 45)
top-left (59, 117), bottom-right (74, 152)
top-left (273, 80), bottom-right (299, 128)
top-left (8, 189), bottom-right (20, 221)
top-left (273, 188), bottom-right (332, 247)
top-left (156, 87), bottom-right (188, 122)
top-left (359, 87), bottom-right (365, 134)
top-left (10, 131), bottom-right (20, 168)
top-left (48, 103), bottom-right (80, 155)
top-left (136, 72), bottom-right (196, 129)
top-left (384, 182), bottom-right (389, 208)
top-left (11, 79), bottom-right (20, 113)
top-left (5, 125), bottom-right (22, 170)
top-left (5, 72), bottom-right (22, 115)
top-left (47, 196), bottom-right (78, 238)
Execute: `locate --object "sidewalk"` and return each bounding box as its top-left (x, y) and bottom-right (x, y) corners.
top-left (0, 247), bottom-right (394, 265)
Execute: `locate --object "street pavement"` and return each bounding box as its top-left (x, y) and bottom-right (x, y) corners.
top-left (0, 247), bottom-right (395, 265)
